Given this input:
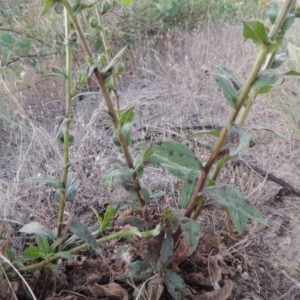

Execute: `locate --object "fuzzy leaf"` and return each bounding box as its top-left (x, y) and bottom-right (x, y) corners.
top-left (243, 20), bottom-right (268, 46)
top-left (282, 14), bottom-right (295, 34)
top-left (118, 105), bottom-right (136, 126)
top-left (19, 222), bottom-right (55, 239)
top-left (125, 260), bottom-right (153, 282)
top-left (22, 246), bottom-right (41, 260)
top-left (215, 74), bottom-right (238, 109)
top-left (54, 251), bottom-right (73, 260)
top-left (180, 170), bottom-right (199, 209)
top-left (101, 45), bottom-right (127, 76)
top-left (163, 268), bottom-right (188, 300)
top-left (202, 184), bottom-right (268, 234)
top-left (188, 129), bottom-right (220, 138)
top-left (142, 141), bottom-right (202, 180)
top-left (164, 207), bottom-right (180, 231)
top-left (1, 33), bottom-right (15, 45)
top-left (248, 125), bottom-right (290, 142)
top-left (287, 42), bottom-right (300, 72)
top-left (253, 70), bottom-right (283, 93)
top-left (37, 235), bottom-right (50, 255)
top-left (221, 125), bottom-right (252, 157)
top-left (180, 217), bottom-right (201, 256)
top-left (271, 53), bottom-right (288, 69)
top-left (217, 64), bottom-right (242, 90)
top-left (141, 186), bottom-right (150, 204)
top-left (101, 205), bottom-right (117, 231)
top-left (160, 237), bottom-right (174, 266)
top-left (267, 2), bottom-right (279, 24)
top-left (66, 172), bottom-right (79, 202)
top-left (68, 219), bottom-right (98, 250)
top-left (25, 175), bottom-right (64, 191)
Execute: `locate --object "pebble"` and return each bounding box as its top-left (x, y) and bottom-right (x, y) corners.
top-left (241, 272), bottom-right (250, 281)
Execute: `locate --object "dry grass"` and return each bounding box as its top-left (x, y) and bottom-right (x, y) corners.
top-left (1, 14), bottom-right (300, 298)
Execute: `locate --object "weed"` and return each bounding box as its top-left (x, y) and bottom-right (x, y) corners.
top-left (0, 0), bottom-right (299, 299)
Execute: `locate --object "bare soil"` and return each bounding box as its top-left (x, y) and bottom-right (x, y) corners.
top-left (1, 24), bottom-right (300, 299)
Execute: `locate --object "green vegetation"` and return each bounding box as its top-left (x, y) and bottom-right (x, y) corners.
top-left (1, 0), bottom-right (300, 299)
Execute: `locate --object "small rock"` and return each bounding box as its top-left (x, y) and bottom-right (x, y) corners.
top-left (236, 265), bottom-right (243, 273)
top-left (241, 272), bottom-right (250, 281)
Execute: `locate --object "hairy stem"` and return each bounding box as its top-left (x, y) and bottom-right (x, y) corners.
top-left (209, 0), bottom-right (295, 183)
top-left (95, 7), bottom-right (120, 109)
top-left (57, 8), bottom-right (72, 239)
top-left (61, 0), bottom-right (146, 210)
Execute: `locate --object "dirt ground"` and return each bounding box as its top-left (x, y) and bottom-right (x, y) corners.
top-left (1, 23), bottom-right (300, 299)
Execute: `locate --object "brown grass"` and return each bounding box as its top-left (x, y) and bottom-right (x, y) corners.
top-left (1, 15), bottom-right (300, 298)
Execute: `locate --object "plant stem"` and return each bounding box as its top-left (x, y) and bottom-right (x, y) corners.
top-left (60, 0), bottom-right (146, 211)
top-left (209, 0), bottom-right (295, 184)
top-left (19, 227), bottom-right (159, 273)
top-left (95, 6), bottom-right (120, 109)
top-left (184, 44), bottom-right (269, 221)
top-left (57, 8), bottom-right (72, 239)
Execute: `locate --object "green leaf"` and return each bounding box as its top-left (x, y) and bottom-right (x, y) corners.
top-left (267, 2), bottom-right (279, 24)
top-left (180, 217), bottom-right (201, 256)
top-left (287, 42), bottom-right (300, 72)
top-left (37, 235), bottom-right (50, 255)
top-left (123, 124), bottom-right (132, 146)
top-left (242, 20), bottom-right (269, 46)
top-left (217, 64), bottom-right (242, 91)
top-left (247, 125), bottom-right (290, 142)
top-left (101, 205), bottom-right (117, 231)
top-left (4, 249), bottom-right (14, 260)
top-left (22, 246), bottom-right (41, 261)
top-left (271, 53), bottom-right (288, 69)
top-left (160, 237), bottom-right (173, 266)
top-left (134, 148), bottom-right (154, 179)
top-left (54, 251), bottom-right (73, 260)
top-left (284, 70), bottom-right (300, 76)
top-left (25, 175), bottom-right (64, 190)
top-left (253, 70), bottom-right (283, 93)
top-left (41, 0), bottom-right (57, 16)
top-left (188, 129), bottom-right (220, 138)
top-left (215, 74), bottom-right (238, 109)
top-left (115, 63), bottom-right (125, 76)
top-left (48, 262), bottom-right (61, 276)
top-left (101, 45), bottom-right (127, 76)
top-left (1, 33), bottom-right (15, 45)
top-left (125, 260), bottom-right (153, 282)
top-left (282, 14), bottom-right (295, 34)
top-left (54, 190), bottom-right (61, 203)
top-left (142, 141), bottom-right (202, 180)
top-left (66, 172), bottom-right (79, 202)
top-left (220, 125), bottom-right (251, 157)
top-left (141, 186), bottom-right (150, 204)
top-left (118, 105), bottom-right (135, 126)
top-left (19, 222), bottom-right (55, 239)
top-left (164, 207), bottom-right (180, 231)
top-left (267, 41), bottom-right (281, 54)
top-left (68, 219), bottom-right (98, 250)
top-left (180, 170), bottom-right (199, 209)
top-left (163, 268), bottom-right (188, 300)
top-left (202, 184), bottom-right (268, 234)
top-left (150, 190), bottom-right (165, 198)
top-left (102, 167), bottom-right (134, 192)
